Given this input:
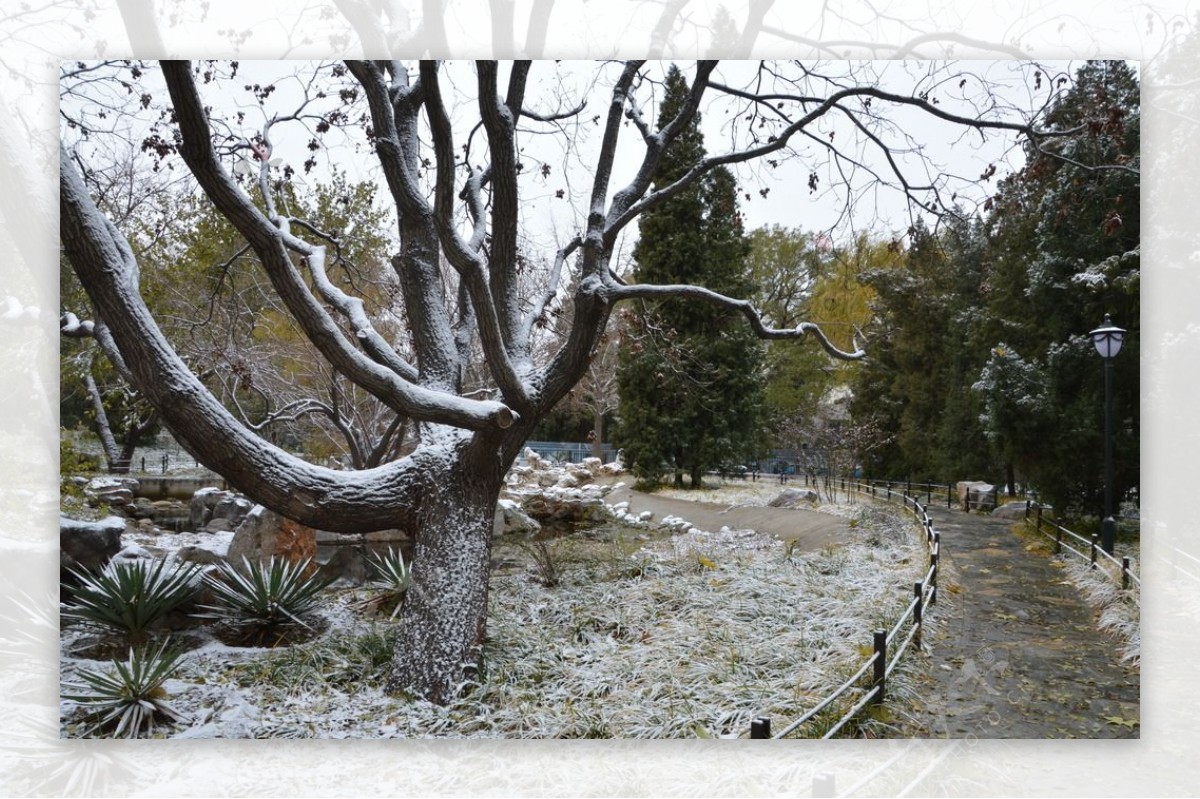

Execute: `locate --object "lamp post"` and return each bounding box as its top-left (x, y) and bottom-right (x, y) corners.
top-left (1089, 314), bottom-right (1125, 555)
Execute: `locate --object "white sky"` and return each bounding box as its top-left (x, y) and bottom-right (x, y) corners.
top-left (63, 58), bottom-right (1090, 272)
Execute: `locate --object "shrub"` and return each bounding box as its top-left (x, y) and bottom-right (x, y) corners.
top-left (63, 638), bottom-right (188, 738)
top-left (62, 559), bottom-right (202, 643)
top-left (198, 557), bottom-right (332, 629)
top-left (362, 547), bottom-right (412, 619)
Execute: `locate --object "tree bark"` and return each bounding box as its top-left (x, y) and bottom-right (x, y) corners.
top-left (386, 451), bottom-right (501, 703)
top-left (591, 407), bottom-right (603, 460)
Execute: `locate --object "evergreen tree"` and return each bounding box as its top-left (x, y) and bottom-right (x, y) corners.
top-left (848, 216), bottom-right (994, 484)
top-left (615, 65), bottom-right (763, 487)
top-left (976, 60), bottom-right (1140, 514)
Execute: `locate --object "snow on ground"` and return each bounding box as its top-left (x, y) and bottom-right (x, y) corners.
top-left (60, 482), bottom-right (930, 739)
top-left (1059, 542), bottom-right (1140, 666)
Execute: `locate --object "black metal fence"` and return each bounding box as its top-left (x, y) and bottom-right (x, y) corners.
top-left (1025, 503), bottom-right (1140, 591)
top-left (749, 482), bottom-right (940, 739)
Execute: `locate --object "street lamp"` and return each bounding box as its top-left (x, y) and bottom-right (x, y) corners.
top-left (1089, 314), bottom-right (1125, 554)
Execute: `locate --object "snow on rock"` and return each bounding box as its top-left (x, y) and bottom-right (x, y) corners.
top-left (227, 505), bottom-right (317, 567)
top-left (60, 514), bottom-right (127, 577)
top-left (493, 498), bottom-right (541, 537)
top-left (766, 488), bottom-right (820, 508)
top-left (83, 476), bottom-right (139, 509)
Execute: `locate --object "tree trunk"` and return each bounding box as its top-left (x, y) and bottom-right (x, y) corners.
top-left (591, 406), bottom-right (603, 461)
top-left (386, 458), bottom-right (500, 704)
top-left (84, 372), bottom-right (127, 473)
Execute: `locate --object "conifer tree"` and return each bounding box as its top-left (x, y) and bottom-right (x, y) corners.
top-left (615, 65), bottom-right (763, 487)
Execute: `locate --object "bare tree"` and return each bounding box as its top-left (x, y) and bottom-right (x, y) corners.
top-left (60, 59), bottom-right (1062, 703)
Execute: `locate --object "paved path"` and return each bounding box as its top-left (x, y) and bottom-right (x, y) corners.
top-left (890, 504), bottom-right (1140, 738)
top-left (603, 483), bottom-right (848, 552)
top-left (606, 484), bottom-right (1138, 738)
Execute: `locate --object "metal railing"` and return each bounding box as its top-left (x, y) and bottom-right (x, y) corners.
top-left (749, 482), bottom-right (940, 739)
top-left (1025, 503), bottom-right (1140, 591)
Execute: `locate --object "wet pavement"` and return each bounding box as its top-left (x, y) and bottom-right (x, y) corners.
top-left (891, 505), bottom-right (1140, 738)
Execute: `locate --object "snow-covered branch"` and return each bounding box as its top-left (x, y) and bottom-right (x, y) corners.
top-left (161, 60), bottom-right (513, 430)
top-left (610, 282), bottom-right (866, 361)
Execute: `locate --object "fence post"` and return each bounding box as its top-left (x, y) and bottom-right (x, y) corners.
top-left (947, 483), bottom-right (953, 509)
top-left (1024, 500), bottom-right (1030, 521)
top-left (930, 533), bottom-right (940, 604)
top-left (926, 484), bottom-right (932, 505)
top-left (1122, 557), bottom-right (1131, 590)
top-left (872, 630), bottom-right (887, 704)
top-left (1055, 524), bottom-right (1062, 555)
top-left (1036, 505), bottom-right (1043, 533)
top-left (750, 717), bottom-right (771, 739)
top-left (914, 582), bottom-right (923, 647)
top-left (1090, 535), bottom-right (1099, 569)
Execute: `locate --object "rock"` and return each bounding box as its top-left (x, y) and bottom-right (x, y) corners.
top-left (493, 498), bottom-right (542, 536)
top-left (766, 488), bottom-right (820, 508)
top-left (84, 476), bottom-right (140, 496)
top-left (83, 477), bottom-right (140, 510)
top-left (60, 514), bottom-right (126, 578)
top-left (523, 448), bottom-right (546, 470)
top-left (226, 506), bottom-right (317, 570)
top-left (192, 492), bottom-right (252, 532)
top-left (316, 547), bottom-right (371, 587)
top-left (111, 544), bottom-right (159, 564)
top-left (189, 487), bottom-right (226, 530)
top-left (174, 546), bottom-right (226, 566)
top-left (127, 497), bottom-right (158, 519)
top-left (521, 491), bottom-right (606, 527)
top-left (212, 495), bottom-right (252, 528)
top-left (956, 481), bottom-right (997, 512)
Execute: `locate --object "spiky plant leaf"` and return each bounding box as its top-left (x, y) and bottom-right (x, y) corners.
top-left (198, 557), bottom-right (332, 628)
top-left (62, 559), bottom-right (201, 642)
top-left (366, 547), bottom-right (411, 591)
top-left (363, 547), bottom-right (412, 619)
top-left (63, 638), bottom-right (188, 738)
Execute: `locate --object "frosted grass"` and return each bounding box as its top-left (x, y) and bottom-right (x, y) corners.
top-left (62, 498), bottom-right (929, 738)
top-left (1059, 544), bottom-right (1140, 666)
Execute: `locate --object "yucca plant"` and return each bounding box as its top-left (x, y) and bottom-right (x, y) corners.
top-left (198, 557), bottom-right (332, 629)
top-left (62, 559), bottom-right (202, 644)
top-left (62, 638), bottom-right (188, 738)
top-left (364, 547), bottom-right (412, 619)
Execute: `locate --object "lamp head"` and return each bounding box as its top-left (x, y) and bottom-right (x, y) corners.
top-left (1090, 314), bottom-right (1126, 360)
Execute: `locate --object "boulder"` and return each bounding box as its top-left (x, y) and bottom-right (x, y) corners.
top-left (213, 495), bottom-right (252, 528)
top-left (521, 490), bottom-right (607, 527)
top-left (316, 546), bottom-right (372, 587)
top-left (111, 544), bottom-right (163, 564)
top-left (174, 545), bottom-right (226, 567)
top-left (189, 487), bottom-right (227, 530)
top-left (766, 488), bottom-right (820, 508)
top-left (493, 498), bottom-right (542, 536)
top-left (226, 506), bottom-right (318, 570)
top-left (84, 476), bottom-right (139, 499)
top-left (127, 497), bottom-right (158, 519)
top-left (956, 481), bottom-right (997, 512)
top-left (83, 476), bottom-right (140, 510)
top-left (60, 514), bottom-right (126, 578)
